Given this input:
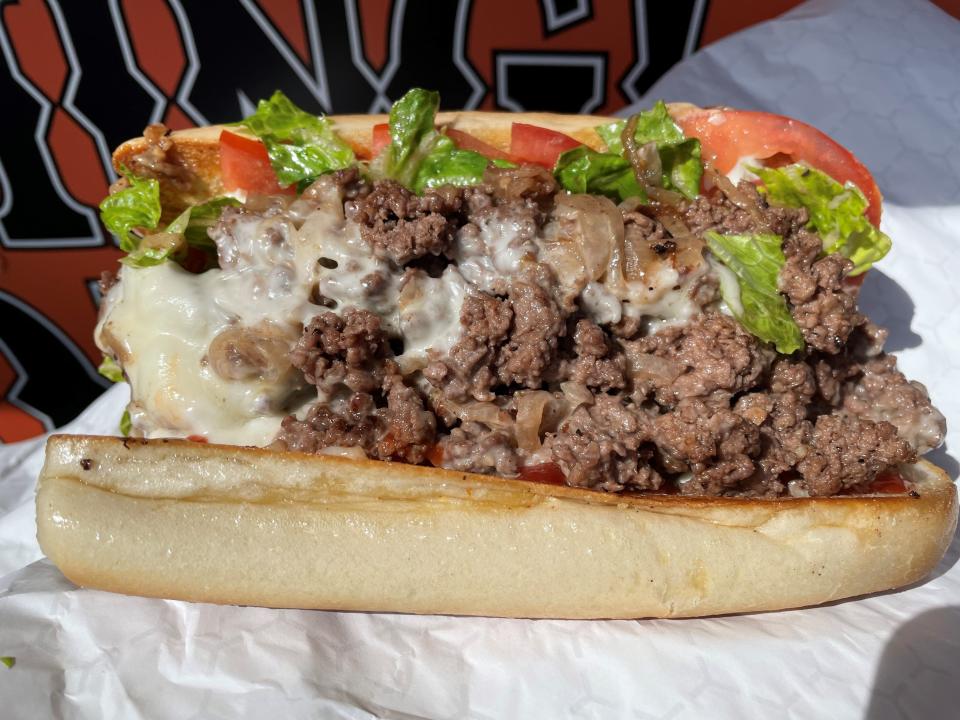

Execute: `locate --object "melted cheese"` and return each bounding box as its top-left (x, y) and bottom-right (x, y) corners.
top-left (96, 262), bottom-right (308, 445)
top-left (97, 203), bottom-right (396, 446)
top-left (397, 266), bottom-right (469, 372)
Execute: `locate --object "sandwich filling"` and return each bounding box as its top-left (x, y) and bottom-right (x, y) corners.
top-left (95, 91), bottom-right (945, 498)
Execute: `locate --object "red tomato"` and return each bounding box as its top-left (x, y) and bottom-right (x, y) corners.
top-left (675, 109), bottom-right (882, 226)
top-left (185, 434), bottom-right (208, 443)
top-left (425, 443), bottom-right (444, 467)
top-left (867, 470), bottom-right (908, 494)
top-left (219, 130), bottom-right (294, 196)
top-left (371, 123), bottom-right (390, 157)
top-left (446, 128), bottom-right (512, 161)
top-left (510, 123), bottom-right (581, 168)
top-left (518, 462), bottom-right (567, 486)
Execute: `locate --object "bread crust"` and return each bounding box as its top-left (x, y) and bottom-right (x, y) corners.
top-left (36, 435), bottom-right (957, 618)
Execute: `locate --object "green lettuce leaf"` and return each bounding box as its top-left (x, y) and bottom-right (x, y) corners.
top-left (373, 88), bottom-right (503, 192)
top-left (122, 197), bottom-right (239, 268)
top-left (239, 91), bottom-right (355, 190)
top-left (596, 100), bottom-right (702, 200)
top-left (97, 356), bottom-right (124, 383)
top-left (753, 163), bottom-right (890, 275)
top-left (412, 134), bottom-right (490, 193)
top-left (180, 197), bottom-right (240, 248)
top-left (373, 88), bottom-right (442, 188)
top-left (704, 231), bottom-right (804, 354)
top-left (119, 409), bottom-right (132, 436)
top-left (553, 146), bottom-right (645, 202)
top-left (0, 657), bottom-right (14, 669)
top-left (99, 172), bottom-right (161, 252)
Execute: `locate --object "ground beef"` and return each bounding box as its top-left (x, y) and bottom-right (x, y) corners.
top-left (374, 373), bottom-right (436, 463)
top-left (629, 313), bottom-right (771, 406)
top-left (796, 413), bottom-right (915, 496)
top-left (561, 319), bottom-right (628, 391)
top-left (653, 399), bottom-right (761, 495)
top-left (280, 306), bottom-right (435, 461)
top-left (683, 183), bottom-right (808, 238)
top-left (733, 360), bottom-right (816, 493)
top-left (289, 309), bottom-right (389, 395)
top-left (543, 395), bottom-right (660, 492)
top-left (346, 181), bottom-right (465, 265)
top-left (437, 421), bottom-right (519, 476)
top-left (277, 369), bottom-right (434, 463)
top-left (780, 231), bottom-right (862, 353)
top-left (277, 395), bottom-right (380, 455)
top-left (423, 291), bottom-right (513, 402)
top-left (842, 355), bottom-right (946, 453)
top-left (496, 279), bottom-right (566, 388)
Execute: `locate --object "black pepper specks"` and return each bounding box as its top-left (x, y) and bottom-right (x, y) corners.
top-left (79, 458), bottom-right (93, 471)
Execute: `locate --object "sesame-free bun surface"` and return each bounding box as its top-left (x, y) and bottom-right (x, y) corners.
top-left (37, 435), bottom-right (957, 618)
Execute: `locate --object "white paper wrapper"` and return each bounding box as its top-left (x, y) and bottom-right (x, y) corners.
top-left (2, 0), bottom-right (959, 715)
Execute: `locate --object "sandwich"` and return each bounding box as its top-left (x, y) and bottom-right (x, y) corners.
top-left (36, 89), bottom-right (957, 618)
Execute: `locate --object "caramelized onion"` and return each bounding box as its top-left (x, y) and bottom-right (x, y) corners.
top-left (645, 186), bottom-right (684, 207)
top-left (515, 390), bottom-right (554, 452)
top-left (559, 381), bottom-right (594, 409)
top-left (208, 322), bottom-right (294, 382)
top-left (458, 401), bottom-right (514, 430)
top-left (622, 116), bottom-right (662, 187)
top-left (622, 348), bottom-right (683, 383)
top-left (556, 194), bottom-right (624, 282)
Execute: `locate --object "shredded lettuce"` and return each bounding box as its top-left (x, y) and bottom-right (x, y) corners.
top-left (553, 146), bottom-right (645, 201)
top-left (239, 91), bottom-right (355, 190)
top-left (753, 163), bottom-right (890, 275)
top-left (99, 172), bottom-right (161, 252)
top-left (704, 231), bottom-right (804, 354)
top-left (122, 197), bottom-right (239, 268)
top-left (596, 100), bottom-right (702, 200)
top-left (97, 356), bottom-right (124, 383)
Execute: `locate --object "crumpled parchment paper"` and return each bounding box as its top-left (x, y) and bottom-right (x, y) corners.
top-left (2, 0), bottom-right (959, 716)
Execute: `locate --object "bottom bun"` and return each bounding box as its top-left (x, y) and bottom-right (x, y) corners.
top-left (36, 435), bottom-right (957, 619)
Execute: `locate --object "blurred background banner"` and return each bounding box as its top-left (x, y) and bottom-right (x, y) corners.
top-left (1, 0), bottom-right (957, 442)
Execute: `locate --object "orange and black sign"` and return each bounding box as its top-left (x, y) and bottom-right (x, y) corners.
top-left (0, 0), bottom-right (829, 441)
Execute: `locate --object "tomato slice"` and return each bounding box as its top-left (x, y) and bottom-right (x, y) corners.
top-left (425, 443), bottom-right (444, 467)
top-left (446, 128), bottom-right (512, 162)
top-left (518, 462), bottom-right (567, 486)
top-left (675, 109), bottom-right (882, 226)
top-left (371, 123), bottom-right (391, 158)
top-left (185, 434), bottom-right (208, 443)
top-left (867, 469), bottom-right (908, 494)
top-left (219, 130), bottom-right (294, 196)
top-left (510, 123), bottom-right (581, 168)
